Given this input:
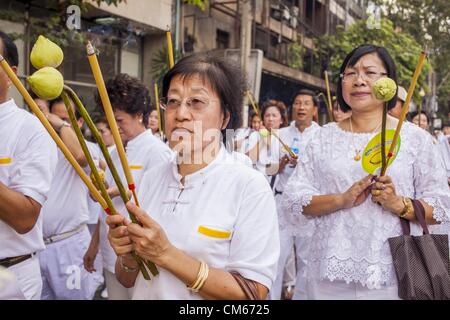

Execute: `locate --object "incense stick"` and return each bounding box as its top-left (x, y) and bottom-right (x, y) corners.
top-left (380, 50), bottom-right (427, 176)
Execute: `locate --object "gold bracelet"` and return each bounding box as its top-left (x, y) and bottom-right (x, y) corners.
top-left (196, 263), bottom-right (209, 291)
top-left (399, 197), bottom-right (413, 219)
top-left (188, 261), bottom-right (205, 290)
top-left (187, 261), bottom-right (209, 293)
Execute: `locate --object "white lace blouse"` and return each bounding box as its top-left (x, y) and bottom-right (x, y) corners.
top-left (281, 121), bottom-right (450, 288)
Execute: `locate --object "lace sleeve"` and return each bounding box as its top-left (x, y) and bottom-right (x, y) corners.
top-left (413, 132), bottom-right (450, 224)
top-left (280, 141), bottom-right (321, 236)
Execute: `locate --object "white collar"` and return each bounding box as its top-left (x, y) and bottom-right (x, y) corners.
top-left (126, 129), bottom-right (151, 151)
top-left (169, 144), bottom-right (227, 187)
top-left (0, 99), bottom-right (16, 117)
top-left (290, 120), bottom-right (319, 134)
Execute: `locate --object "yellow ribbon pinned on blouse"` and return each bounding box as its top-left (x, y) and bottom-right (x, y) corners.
top-left (0, 157), bottom-right (12, 165)
top-left (198, 226), bottom-right (232, 239)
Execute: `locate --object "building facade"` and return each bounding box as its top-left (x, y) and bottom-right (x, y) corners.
top-left (1, 0), bottom-right (366, 124)
top-left (181, 0), bottom-right (366, 123)
top-left (0, 0), bottom-right (172, 111)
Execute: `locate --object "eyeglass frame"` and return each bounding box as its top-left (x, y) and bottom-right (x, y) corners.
top-left (339, 70), bottom-right (388, 83)
top-left (159, 96), bottom-right (220, 112)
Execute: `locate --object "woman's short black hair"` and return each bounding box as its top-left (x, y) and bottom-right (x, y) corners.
top-left (260, 99), bottom-right (288, 128)
top-left (162, 52), bottom-right (245, 134)
top-left (336, 44), bottom-right (398, 112)
top-left (409, 110), bottom-right (429, 123)
top-left (96, 73), bottom-right (151, 127)
top-left (0, 30), bottom-right (19, 67)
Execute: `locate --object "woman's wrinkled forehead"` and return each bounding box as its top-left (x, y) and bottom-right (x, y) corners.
top-left (169, 73), bottom-right (216, 95)
top-left (346, 52), bottom-right (386, 71)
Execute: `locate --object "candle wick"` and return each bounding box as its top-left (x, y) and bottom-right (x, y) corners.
top-left (86, 41), bottom-right (95, 55)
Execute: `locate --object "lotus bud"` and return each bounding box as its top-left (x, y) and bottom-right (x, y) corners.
top-left (259, 128), bottom-right (269, 138)
top-left (27, 67), bottom-right (64, 100)
top-left (372, 77), bottom-right (397, 102)
top-left (30, 35), bottom-right (64, 69)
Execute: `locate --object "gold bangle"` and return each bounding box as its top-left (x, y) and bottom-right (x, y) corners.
top-left (188, 261), bottom-right (209, 293)
top-left (196, 263), bottom-right (209, 291)
top-left (188, 261), bottom-right (205, 290)
top-left (399, 197), bottom-right (413, 219)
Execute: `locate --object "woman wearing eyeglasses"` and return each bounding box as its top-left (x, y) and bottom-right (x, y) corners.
top-left (105, 53), bottom-right (280, 299)
top-left (282, 44), bottom-right (450, 299)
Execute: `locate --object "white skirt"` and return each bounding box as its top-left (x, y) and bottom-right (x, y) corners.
top-left (306, 278), bottom-right (400, 300)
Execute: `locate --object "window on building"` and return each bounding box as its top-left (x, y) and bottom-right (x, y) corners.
top-left (216, 29), bottom-right (230, 49)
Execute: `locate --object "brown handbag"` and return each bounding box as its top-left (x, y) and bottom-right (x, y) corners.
top-left (230, 271), bottom-right (261, 300)
top-left (388, 199), bottom-right (450, 300)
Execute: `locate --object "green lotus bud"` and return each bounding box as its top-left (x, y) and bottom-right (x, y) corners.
top-left (372, 77), bottom-right (397, 102)
top-left (259, 128), bottom-right (269, 138)
top-left (30, 35), bottom-right (64, 69)
top-left (27, 67), bottom-right (64, 100)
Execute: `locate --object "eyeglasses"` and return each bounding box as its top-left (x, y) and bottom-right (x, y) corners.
top-left (340, 71), bottom-right (387, 83)
top-left (160, 96), bottom-right (219, 112)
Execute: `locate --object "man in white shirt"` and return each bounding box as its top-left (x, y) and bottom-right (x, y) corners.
top-left (0, 31), bottom-right (57, 299)
top-left (270, 89), bottom-right (321, 300)
top-left (37, 97), bottom-right (100, 299)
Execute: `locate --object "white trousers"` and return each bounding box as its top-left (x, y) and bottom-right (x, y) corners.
top-left (39, 226), bottom-right (102, 299)
top-left (104, 269), bottom-right (132, 300)
top-left (292, 237), bottom-right (308, 300)
top-left (306, 279), bottom-right (400, 300)
top-left (270, 230), bottom-right (296, 300)
top-left (0, 254), bottom-right (42, 300)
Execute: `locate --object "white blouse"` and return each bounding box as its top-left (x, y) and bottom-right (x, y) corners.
top-left (132, 146), bottom-right (279, 299)
top-left (282, 121), bottom-right (450, 288)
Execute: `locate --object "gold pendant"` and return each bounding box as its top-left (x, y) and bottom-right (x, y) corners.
top-left (354, 151), bottom-right (361, 161)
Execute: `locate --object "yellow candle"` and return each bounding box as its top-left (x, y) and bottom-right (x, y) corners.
top-left (75, 52), bottom-right (158, 278)
top-left (381, 50), bottom-right (427, 176)
top-left (0, 55), bottom-right (109, 212)
top-left (154, 83), bottom-right (163, 139)
top-left (246, 90), bottom-right (260, 117)
top-left (86, 42), bottom-right (140, 207)
top-left (271, 130), bottom-right (298, 159)
top-left (324, 71), bottom-right (334, 122)
top-left (166, 27), bottom-right (175, 69)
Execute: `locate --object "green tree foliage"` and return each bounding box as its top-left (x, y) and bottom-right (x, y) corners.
top-left (316, 18), bottom-right (430, 104)
top-left (372, 0), bottom-right (450, 117)
top-left (151, 47), bottom-right (183, 87)
top-left (184, 0), bottom-right (208, 11)
top-left (287, 42), bottom-right (304, 70)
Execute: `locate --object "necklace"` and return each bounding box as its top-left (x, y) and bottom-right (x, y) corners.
top-left (349, 117), bottom-right (382, 161)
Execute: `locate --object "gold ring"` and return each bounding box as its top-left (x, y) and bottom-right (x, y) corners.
top-left (373, 190), bottom-right (381, 196)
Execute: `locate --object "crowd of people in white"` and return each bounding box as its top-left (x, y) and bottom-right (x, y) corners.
top-left (1, 30), bottom-right (449, 300)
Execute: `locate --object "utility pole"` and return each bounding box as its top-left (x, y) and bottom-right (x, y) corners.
top-left (240, 0), bottom-right (252, 127)
top-left (175, 0), bottom-right (181, 52)
top-left (344, 0), bottom-right (349, 30)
